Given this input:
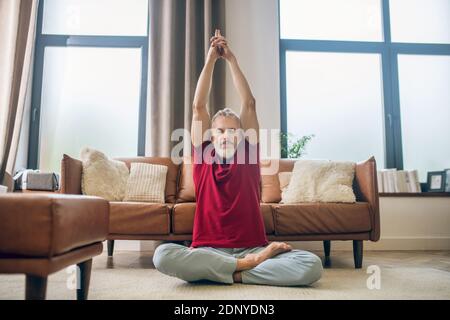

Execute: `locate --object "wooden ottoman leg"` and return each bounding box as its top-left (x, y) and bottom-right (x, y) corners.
top-left (323, 240), bottom-right (331, 267)
top-left (353, 240), bottom-right (363, 269)
top-left (107, 240), bottom-right (115, 257)
top-left (77, 259), bottom-right (93, 300)
top-left (26, 275), bottom-right (47, 300)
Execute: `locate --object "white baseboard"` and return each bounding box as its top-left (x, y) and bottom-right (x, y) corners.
top-left (107, 240), bottom-right (140, 251)
top-left (364, 237), bottom-right (450, 251)
top-left (102, 240), bottom-right (165, 253)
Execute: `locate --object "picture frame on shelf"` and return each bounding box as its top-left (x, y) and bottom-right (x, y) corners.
top-left (426, 171), bottom-right (446, 192)
top-left (445, 169), bottom-right (450, 193)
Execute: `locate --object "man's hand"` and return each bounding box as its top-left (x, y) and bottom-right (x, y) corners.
top-left (207, 29), bottom-right (224, 62)
top-left (209, 29), bottom-right (235, 62)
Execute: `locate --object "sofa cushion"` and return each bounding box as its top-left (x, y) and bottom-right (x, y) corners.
top-left (109, 201), bottom-right (170, 235)
top-left (124, 162), bottom-right (168, 203)
top-left (281, 159), bottom-right (356, 203)
top-left (114, 156), bottom-right (180, 203)
top-left (177, 158), bottom-right (195, 202)
top-left (260, 203), bottom-right (276, 234)
top-left (171, 202), bottom-right (195, 234)
top-left (172, 203), bottom-right (275, 235)
top-left (272, 202), bottom-right (372, 235)
top-left (80, 147), bottom-right (129, 201)
top-left (260, 159), bottom-right (295, 203)
top-left (278, 172), bottom-right (292, 192)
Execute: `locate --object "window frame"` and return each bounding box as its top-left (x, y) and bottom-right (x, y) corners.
top-left (278, 0), bottom-right (450, 169)
top-left (27, 0), bottom-right (149, 169)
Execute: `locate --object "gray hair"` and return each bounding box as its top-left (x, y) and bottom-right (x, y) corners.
top-left (211, 107), bottom-right (240, 125)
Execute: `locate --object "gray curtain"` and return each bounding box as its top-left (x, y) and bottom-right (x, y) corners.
top-left (0, 0), bottom-right (38, 189)
top-left (147, 0), bottom-right (226, 157)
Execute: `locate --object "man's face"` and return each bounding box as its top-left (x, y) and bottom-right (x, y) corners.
top-left (211, 116), bottom-right (242, 159)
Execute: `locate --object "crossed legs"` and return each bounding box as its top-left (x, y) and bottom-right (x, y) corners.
top-left (153, 242), bottom-right (323, 287)
top-left (233, 242), bottom-right (294, 282)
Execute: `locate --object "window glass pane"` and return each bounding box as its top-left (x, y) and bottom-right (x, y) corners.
top-left (42, 0), bottom-right (148, 36)
top-left (39, 47), bottom-right (142, 173)
top-left (285, 51), bottom-right (385, 165)
top-left (390, 0), bottom-right (450, 44)
top-left (398, 54), bottom-right (450, 181)
top-left (280, 0), bottom-right (383, 41)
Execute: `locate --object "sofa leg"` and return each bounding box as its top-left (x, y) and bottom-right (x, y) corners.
top-left (77, 259), bottom-right (92, 300)
top-left (25, 275), bottom-right (47, 300)
top-left (323, 240), bottom-right (331, 267)
top-left (353, 240), bottom-right (363, 269)
top-left (107, 240), bottom-right (114, 257)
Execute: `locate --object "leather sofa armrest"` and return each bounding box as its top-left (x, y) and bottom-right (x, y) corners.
top-left (60, 154), bottom-right (82, 195)
top-left (354, 156), bottom-right (380, 241)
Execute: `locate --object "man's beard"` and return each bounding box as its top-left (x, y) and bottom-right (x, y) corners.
top-left (213, 142), bottom-right (237, 161)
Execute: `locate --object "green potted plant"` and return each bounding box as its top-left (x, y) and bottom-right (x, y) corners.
top-left (280, 132), bottom-right (315, 159)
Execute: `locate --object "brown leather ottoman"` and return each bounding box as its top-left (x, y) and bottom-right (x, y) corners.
top-left (0, 193), bottom-right (109, 300)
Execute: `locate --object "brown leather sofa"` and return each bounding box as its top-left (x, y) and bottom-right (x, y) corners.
top-left (60, 154), bottom-right (380, 269)
top-left (0, 193), bottom-right (109, 299)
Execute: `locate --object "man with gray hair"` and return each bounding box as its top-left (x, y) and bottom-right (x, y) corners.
top-left (153, 30), bottom-right (322, 286)
top-left (209, 107), bottom-right (243, 160)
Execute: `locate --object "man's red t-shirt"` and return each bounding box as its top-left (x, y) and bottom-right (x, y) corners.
top-left (190, 138), bottom-right (269, 248)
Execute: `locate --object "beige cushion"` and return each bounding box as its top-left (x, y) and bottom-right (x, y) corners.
top-left (80, 147), bottom-right (129, 201)
top-left (278, 172), bottom-right (292, 193)
top-left (281, 159), bottom-right (356, 203)
top-left (124, 163), bottom-right (168, 203)
top-left (260, 159), bottom-right (296, 203)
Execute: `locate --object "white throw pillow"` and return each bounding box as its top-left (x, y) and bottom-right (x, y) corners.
top-left (278, 172), bottom-right (293, 193)
top-left (281, 159), bottom-right (356, 203)
top-left (80, 147), bottom-right (129, 201)
top-left (124, 162), bottom-right (168, 203)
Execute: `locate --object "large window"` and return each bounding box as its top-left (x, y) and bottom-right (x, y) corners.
top-left (29, 0), bottom-right (149, 172)
top-left (279, 0), bottom-right (450, 181)
top-left (280, 0), bottom-right (383, 41)
top-left (398, 55), bottom-right (450, 179)
top-left (285, 51), bottom-right (385, 163)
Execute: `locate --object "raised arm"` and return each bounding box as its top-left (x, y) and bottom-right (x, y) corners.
top-left (212, 31), bottom-right (259, 143)
top-left (228, 57), bottom-right (259, 143)
top-left (191, 30), bottom-right (223, 147)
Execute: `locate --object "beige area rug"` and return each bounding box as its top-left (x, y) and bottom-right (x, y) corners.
top-left (1, 250), bottom-right (449, 300)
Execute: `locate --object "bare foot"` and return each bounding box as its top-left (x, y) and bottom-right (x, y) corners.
top-left (256, 242), bottom-right (292, 263)
top-left (235, 242), bottom-right (292, 271)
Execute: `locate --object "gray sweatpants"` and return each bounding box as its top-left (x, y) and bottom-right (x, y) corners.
top-left (153, 243), bottom-right (323, 286)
